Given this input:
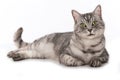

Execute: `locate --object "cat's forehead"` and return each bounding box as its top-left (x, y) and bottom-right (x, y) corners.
top-left (81, 13), bottom-right (94, 22)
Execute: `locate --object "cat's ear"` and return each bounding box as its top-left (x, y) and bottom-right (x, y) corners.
top-left (72, 10), bottom-right (81, 24)
top-left (93, 5), bottom-right (102, 17)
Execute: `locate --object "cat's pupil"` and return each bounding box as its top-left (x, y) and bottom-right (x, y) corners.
top-left (92, 21), bottom-right (97, 26)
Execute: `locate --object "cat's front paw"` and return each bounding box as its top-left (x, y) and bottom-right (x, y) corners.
top-left (7, 51), bottom-right (25, 61)
top-left (89, 57), bottom-right (102, 67)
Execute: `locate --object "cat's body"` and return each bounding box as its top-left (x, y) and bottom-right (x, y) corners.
top-left (8, 5), bottom-right (109, 67)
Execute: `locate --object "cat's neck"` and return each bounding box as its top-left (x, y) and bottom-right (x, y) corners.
top-left (71, 33), bottom-right (104, 49)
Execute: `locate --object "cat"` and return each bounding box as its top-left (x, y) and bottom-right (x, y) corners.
top-left (7, 5), bottom-right (109, 67)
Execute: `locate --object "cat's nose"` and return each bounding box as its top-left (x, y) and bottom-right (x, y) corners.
top-left (88, 29), bottom-right (92, 32)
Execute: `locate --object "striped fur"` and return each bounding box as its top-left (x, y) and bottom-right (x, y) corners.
top-left (14, 27), bottom-right (29, 48)
top-left (8, 5), bottom-right (109, 67)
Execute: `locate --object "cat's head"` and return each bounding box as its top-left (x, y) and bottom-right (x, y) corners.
top-left (72, 5), bottom-right (105, 39)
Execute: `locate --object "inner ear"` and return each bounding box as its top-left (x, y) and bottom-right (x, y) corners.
top-left (93, 5), bottom-right (102, 17)
top-left (72, 10), bottom-right (81, 24)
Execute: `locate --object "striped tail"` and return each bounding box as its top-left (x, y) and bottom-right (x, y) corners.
top-left (14, 27), bottom-right (29, 48)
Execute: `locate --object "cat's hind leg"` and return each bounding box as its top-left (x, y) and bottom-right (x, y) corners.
top-left (7, 47), bottom-right (43, 61)
top-left (8, 50), bottom-right (26, 61)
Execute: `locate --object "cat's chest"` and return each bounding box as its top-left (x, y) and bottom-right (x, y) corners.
top-left (69, 40), bottom-right (103, 63)
top-left (70, 45), bottom-right (102, 63)
top-left (80, 38), bottom-right (104, 51)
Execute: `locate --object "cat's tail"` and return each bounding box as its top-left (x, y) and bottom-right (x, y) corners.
top-left (14, 27), bottom-right (29, 48)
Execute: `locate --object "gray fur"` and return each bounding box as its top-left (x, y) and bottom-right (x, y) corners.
top-left (8, 5), bottom-right (109, 67)
top-left (14, 27), bottom-right (29, 48)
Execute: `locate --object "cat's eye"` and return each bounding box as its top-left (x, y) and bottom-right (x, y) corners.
top-left (80, 23), bottom-right (87, 28)
top-left (92, 21), bottom-right (97, 26)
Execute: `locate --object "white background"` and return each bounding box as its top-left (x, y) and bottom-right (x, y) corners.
top-left (0, 0), bottom-right (120, 80)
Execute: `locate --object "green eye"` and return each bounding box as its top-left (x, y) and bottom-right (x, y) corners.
top-left (80, 23), bottom-right (87, 28)
top-left (92, 21), bottom-right (97, 26)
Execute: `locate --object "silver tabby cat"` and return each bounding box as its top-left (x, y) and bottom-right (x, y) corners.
top-left (8, 5), bottom-right (109, 67)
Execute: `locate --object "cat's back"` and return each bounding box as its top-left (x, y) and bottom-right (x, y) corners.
top-left (32, 32), bottom-right (73, 59)
top-left (47, 32), bottom-right (73, 43)
top-left (47, 32), bottom-right (73, 54)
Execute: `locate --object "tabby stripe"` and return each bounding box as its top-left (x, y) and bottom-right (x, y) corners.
top-left (91, 37), bottom-right (104, 47)
top-left (19, 39), bottom-right (23, 48)
top-left (82, 48), bottom-right (104, 54)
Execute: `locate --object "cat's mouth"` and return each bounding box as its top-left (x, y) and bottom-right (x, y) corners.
top-left (88, 33), bottom-right (95, 36)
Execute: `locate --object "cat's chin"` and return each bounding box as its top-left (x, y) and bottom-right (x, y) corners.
top-left (79, 35), bottom-right (96, 39)
top-left (87, 34), bottom-right (103, 39)
top-left (86, 34), bottom-right (97, 39)
top-left (75, 33), bottom-right (99, 39)
top-left (87, 36), bottom-right (96, 39)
